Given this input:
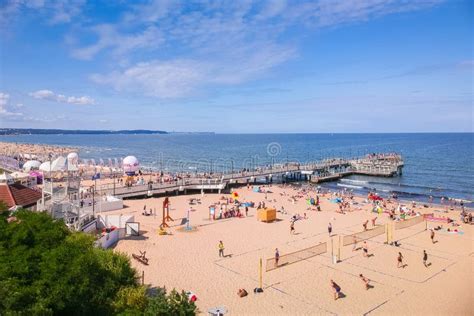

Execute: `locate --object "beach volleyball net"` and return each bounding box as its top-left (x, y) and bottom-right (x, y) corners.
top-left (266, 242), bottom-right (327, 272)
top-left (342, 225), bottom-right (386, 246)
top-left (394, 216), bottom-right (425, 230)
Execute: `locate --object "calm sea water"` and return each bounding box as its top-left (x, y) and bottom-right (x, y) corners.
top-left (1, 133), bottom-right (473, 205)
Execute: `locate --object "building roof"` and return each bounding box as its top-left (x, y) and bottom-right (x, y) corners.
top-left (0, 183), bottom-right (42, 208)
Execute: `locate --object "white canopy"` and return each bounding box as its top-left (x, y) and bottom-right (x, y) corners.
top-left (39, 157), bottom-right (78, 172)
top-left (67, 152), bottom-right (79, 165)
top-left (23, 160), bottom-right (42, 171)
top-left (51, 156), bottom-right (66, 170)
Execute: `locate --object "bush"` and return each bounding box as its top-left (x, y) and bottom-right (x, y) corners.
top-left (0, 210), bottom-right (197, 315)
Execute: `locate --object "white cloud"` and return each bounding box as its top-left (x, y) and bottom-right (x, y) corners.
top-left (91, 60), bottom-right (207, 98)
top-left (0, 92), bottom-right (9, 107)
top-left (29, 89), bottom-right (95, 105)
top-left (66, 96), bottom-right (95, 105)
top-left (71, 24), bottom-right (163, 60)
top-left (0, 0), bottom-right (85, 28)
top-left (91, 44), bottom-right (295, 98)
top-left (0, 92), bottom-right (23, 117)
top-left (29, 89), bottom-right (56, 100)
top-left (75, 0), bottom-right (444, 99)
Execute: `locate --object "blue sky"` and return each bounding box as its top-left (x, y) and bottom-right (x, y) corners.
top-left (0, 0), bottom-right (472, 132)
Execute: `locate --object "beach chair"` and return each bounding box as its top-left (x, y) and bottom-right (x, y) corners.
top-left (132, 253), bottom-right (149, 265)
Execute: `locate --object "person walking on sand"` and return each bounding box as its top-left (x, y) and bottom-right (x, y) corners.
top-left (328, 222), bottom-right (332, 236)
top-left (362, 241), bottom-right (368, 257)
top-left (430, 229), bottom-right (436, 244)
top-left (290, 221), bottom-right (295, 234)
top-left (218, 241), bottom-right (225, 257)
top-left (363, 220), bottom-right (369, 231)
top-left (331, 280), bottom-right (341, 300)
top-left (397, 252), bottom-right (404, 268)
top-left (359, 274), bottom-right (370, 290)
top-left (371, 217), bottom-right (377, 227)
top-left (423, 250), bottom-right (429, 267)
top-left (274, 248), bottom-right (280, 267)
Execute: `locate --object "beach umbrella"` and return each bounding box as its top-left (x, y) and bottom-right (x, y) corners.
top-left (67, 152), bottom-right (79, 165)
top-left (23, 160), bottom-right (41, 171)
top-left (39, 161), bottom-right (52, 172)
top-left (51, 156), bottom-right (67, 171)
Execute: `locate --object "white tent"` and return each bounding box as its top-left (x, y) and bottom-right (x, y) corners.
top-left (39, 157), bottom-right (77, 172)
top-left (39, 161), bottom-right (52, 172)
top-left (51, 156), bottom-right (67, 171)
top-left (23, 160), bottom-right (42, 172)
top-left (67, 152), bottom-right (79, 165)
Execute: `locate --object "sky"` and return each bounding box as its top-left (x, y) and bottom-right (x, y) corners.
top-left (0, 0), bottom-right (472, 133)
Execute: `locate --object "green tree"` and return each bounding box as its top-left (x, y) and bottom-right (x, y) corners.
top-left (144, 288), bottom-right (197, 316)
top-left (0, 209), bottom-right (197, 315)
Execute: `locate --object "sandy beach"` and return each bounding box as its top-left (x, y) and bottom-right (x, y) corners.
top-left (0, 141), bottom-right (77, 159)
top-left (103, 185), bottom-right (474, 315)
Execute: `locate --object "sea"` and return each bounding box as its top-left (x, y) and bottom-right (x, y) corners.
top-left (1, 133), bottom-right (473, 206)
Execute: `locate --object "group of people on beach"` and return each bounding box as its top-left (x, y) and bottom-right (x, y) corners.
top-left (331, 274), bottom-right (371, 300)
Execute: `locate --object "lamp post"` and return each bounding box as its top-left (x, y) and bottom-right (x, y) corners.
top-left (91, 185), bottom-right (95, 218)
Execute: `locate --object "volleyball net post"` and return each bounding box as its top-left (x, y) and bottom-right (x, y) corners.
top-left (337, 235), bottom-right (342, 262)
top-left (385, 223), bottom-right (393, 244)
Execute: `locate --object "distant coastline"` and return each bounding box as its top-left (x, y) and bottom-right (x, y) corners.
top-left (0, 128), bottom-right (216, 136)
top-left (0, 128), bottom-right (168, 135)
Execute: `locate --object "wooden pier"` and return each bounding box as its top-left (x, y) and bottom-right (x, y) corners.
top-left (0, 152), bottom-right (404, 200)
top-left (93, 154), bottom-right (404, 199)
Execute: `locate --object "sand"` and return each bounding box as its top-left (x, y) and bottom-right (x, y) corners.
top-left (0, 141), bottom-right (76, 159)
top-left (104, 185), bottom-right (473, 315)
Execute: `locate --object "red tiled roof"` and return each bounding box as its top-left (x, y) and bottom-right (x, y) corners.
top-left (0, 183), bottom-right (42, 208)
top-left (0, 184), bottom-right (15, 208)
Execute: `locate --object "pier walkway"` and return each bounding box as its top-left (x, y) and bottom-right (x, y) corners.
top-left (93, 154), bottom-right (404, 199)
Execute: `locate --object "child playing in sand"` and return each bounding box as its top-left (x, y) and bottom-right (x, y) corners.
top-left (359, 274), bottom-right (370, 290)
top-left (363, 220), bottom-right (368, 231)
top-left (275, 248), bottom-right (280, 267)
top-left (328, 222), bottom-right (332, 236)
top-left (397, 252), bottom-right (404, 268)
top-left (331, 280), bottom-right (342, 300)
